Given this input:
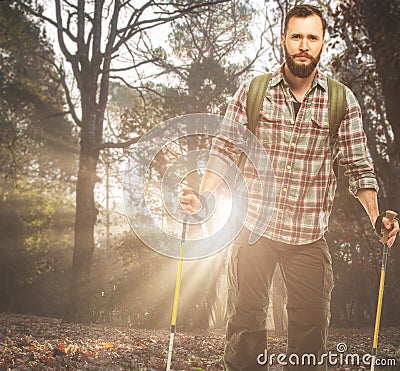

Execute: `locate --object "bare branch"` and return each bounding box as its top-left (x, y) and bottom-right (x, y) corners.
top-left (99, 137), bottom-right (140, 150)
top-left (109, 76), bottom-right (164, 98)
top-left (115, 2), bottom-right (154, 45)
top-left (234, 8), bottom-right (270, 76)
top-left (41, 54), bottom-right (82, 127)
top-left (92, 0), bottom-right (104, 55)
top-left (64, 0), bottom-right (78, 10)
top-left (21, 2), bottom-right (76, 43)
top-left (58, 68), bottom-right (82, 127)
top-left (54, 0), bottom-right (78, 69)
top-left (110, 0), bottom-right (229, 55)
top-left (107, 57), bottom-right (160, 73)
top-left (41, 110), bottom-right (74, 120)
top-left (103, 0), bottom-right (121, 56)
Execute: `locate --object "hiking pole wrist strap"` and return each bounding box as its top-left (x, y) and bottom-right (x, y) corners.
top-left (190, 190), bottom-right (216, 223)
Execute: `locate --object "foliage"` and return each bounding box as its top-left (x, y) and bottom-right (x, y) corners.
top-left (0, 1), bottom-right (76, 192)
top-left (89, 231), bottom-right (174, 328)
top-left (357, 0), bottom-right (400, 159)
top-left (0, 188), bottom-right (74, 315)
top-left (168, 1), bottom-right (254, 63)
top-left (0, 1), bottom-right (76, 318)
top-left (324, 0), bottom-right (400, 326)
top-left (157, 0), bottom-right (259, 114)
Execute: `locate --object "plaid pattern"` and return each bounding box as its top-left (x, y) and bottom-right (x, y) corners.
top-left (211, 66), bottom-right (378, 245)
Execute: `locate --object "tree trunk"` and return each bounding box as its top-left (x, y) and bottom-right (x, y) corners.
top-left (65, 111), bottom-right (101, 322)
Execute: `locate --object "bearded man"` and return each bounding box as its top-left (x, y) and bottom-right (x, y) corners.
top-left (179, 4), bottom-right (399, 370)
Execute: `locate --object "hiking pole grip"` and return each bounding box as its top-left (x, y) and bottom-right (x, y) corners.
top-left (379, 210), bottom-right (398, 244)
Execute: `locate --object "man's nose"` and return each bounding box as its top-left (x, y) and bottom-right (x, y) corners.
top-left (299, 38), bottom-right (309, 51)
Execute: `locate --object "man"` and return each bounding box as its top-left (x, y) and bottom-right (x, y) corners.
top-left (179, 4), bottom-right (399, 370)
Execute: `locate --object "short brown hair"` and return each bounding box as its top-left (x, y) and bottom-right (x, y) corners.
top-left (284, 4), bottom-right (327, 35)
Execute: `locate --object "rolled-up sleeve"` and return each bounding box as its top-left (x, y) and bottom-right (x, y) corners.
top-left (210, 81), bottom-right (250, 164)
top-left (339, 87), bottom-right (379, 197)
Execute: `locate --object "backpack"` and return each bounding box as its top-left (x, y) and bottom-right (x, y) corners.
top-left (246, 73), bottom-right (346, 178)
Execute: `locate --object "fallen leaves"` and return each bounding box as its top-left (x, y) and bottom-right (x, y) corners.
top-left (0, 313), bottom-right (225, 370)
top-left (0, 313), bottom-right (399, 370)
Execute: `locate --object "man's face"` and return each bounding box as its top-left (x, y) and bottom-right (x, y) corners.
top-left (281, 14), bottom-right (326, 78)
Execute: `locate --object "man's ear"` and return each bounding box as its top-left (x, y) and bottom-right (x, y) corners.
top-left (280, 35), bottom-right (285, 50)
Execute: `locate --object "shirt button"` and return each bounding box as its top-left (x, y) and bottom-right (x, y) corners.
top-left (282, 187), bottom-right (288, 193)
top-left (286, 165), bottom-right (292, 170)
top-left (291, 143), bottom-right (296, 148)
top-left (278, 208), bottom-right (283, 213)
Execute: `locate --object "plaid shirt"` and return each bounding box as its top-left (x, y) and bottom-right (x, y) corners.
top-left (210, 66), bottom-right (378, 245)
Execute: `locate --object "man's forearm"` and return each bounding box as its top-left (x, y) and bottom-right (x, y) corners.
top-left (356, 188), bottom-right (379, 227)
top-left (199, 170), bottom-right (224, 193)
top-left (199, 154), bottom-right (230, 193)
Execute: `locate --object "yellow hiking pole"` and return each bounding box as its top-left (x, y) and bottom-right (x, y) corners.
top-left (166, 215), bottom-right (188, 371)
top-left (371, 210), bottom-right (398, 371)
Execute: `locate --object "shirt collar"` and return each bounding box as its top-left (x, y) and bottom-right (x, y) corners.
top-left (315, 70), bottom-right (328, 91)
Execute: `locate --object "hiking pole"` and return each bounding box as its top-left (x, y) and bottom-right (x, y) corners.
top-left (166, 213), bottom-right (188, 371)
top-left (371, 210), bottom-right (398, 371)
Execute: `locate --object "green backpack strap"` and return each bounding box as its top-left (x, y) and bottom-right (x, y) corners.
top-left (237, 73), bottom-right (271, 170)
top-left (327, 77), bottom-right (346, 178)
top-left (246, 73), bottom-right (272, 134)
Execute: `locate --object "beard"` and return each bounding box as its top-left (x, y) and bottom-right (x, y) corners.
top-left (284, 44), bottom-right (322, 78)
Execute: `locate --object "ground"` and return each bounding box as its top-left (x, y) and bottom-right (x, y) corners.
top-left (0, 313), bottom-right (399, 370)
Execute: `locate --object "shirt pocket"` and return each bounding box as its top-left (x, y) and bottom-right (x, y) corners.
top-left (256, 107), bottom-right (291, 147)
top-left (298, 111), bottom-right (330, 158)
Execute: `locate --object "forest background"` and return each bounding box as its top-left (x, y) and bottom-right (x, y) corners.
top-left (1, 0), bottom-right (400, 337)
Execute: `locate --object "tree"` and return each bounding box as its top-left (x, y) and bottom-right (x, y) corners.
top-left (154, 0), bottom-right (268, 115)
top-left (23, 0), bottom-right (229, 323)
top-left (332, 0), bottom-right (400, 205)
top-left (354, 0), bottom-right (400, 322)
top-left (327, 0), bottom-right (400, 325)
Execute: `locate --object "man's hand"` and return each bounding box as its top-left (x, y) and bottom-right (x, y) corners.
top-left (382, 215), bottom-right (400, 248)
top-left (178, 187), bottom-right (202, 214)
top-left (375, 210), bottom-right (400, 248)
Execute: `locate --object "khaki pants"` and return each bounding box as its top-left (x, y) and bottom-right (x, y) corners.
top-left (224, 228), bottom-right (334, 371)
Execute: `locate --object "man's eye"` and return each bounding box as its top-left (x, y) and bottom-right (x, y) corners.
top-left (292, 35), bottom-right (300, 39)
